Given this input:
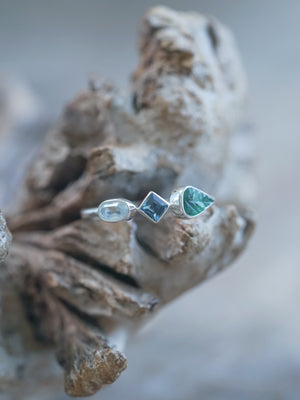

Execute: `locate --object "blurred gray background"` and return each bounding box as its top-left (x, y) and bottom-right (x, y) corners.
top-left (0, 1), bottom-right (299, 399)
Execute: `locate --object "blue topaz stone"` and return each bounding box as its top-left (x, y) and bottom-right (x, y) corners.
top-left (98, 199), bottom-right (130, 222)
top-left (139, 192), bottom-right (169, 223)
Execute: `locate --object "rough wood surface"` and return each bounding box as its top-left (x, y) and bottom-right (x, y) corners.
top-left (2, 6), bottom-right (255, 397)
top-left (0, 210), bottom-right (11, 263)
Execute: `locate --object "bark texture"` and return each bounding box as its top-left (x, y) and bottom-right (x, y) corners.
top-left (2, 6), bottom-right (255, 397)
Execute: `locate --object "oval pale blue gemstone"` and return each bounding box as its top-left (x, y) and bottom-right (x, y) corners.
top-left (98, 200), bottom-right (129, 222)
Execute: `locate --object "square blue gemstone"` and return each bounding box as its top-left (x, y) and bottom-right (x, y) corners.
top-left (139, 192), bottom-right (169, 222)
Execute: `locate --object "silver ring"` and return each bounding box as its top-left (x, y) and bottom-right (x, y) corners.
top-left (81, 186), bottom-right (214, 224)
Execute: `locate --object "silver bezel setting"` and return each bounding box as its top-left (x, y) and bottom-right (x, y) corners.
top-left (169, 186), bottom-right (186, 217)
top-left (169, 185), bottom-right (215, 219)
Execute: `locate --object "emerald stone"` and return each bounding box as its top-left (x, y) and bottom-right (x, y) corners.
top-left (183, 187), bottom-right (214, 217)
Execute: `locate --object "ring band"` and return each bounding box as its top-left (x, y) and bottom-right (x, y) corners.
top-left (81, 186), bottom-right (214, 224)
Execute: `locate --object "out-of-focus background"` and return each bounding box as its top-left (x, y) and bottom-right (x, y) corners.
top-left (0, 1), bottom-right (299, 399)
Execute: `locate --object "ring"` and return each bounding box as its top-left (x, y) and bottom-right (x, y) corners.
top-left (81, 186), bottom-right (214, 224)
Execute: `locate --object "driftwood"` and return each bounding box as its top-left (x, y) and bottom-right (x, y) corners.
top-left (2, 6), bottom-right (255, 397)
top-left (0, 210), bottom-right (11, 263)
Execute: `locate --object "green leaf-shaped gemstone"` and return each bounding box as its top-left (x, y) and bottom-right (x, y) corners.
top-left (183, 187), bottom-right (214, 217)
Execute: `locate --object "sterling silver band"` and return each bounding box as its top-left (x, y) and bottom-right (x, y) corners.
top-left (81, 208), bottom-right (99, 218)
top-left (81, 186), bottom-right (214, 224)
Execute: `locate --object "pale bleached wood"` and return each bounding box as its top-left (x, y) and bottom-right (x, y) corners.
top-left (0, 210), bottom-right (11, 263)
top-left (2, 6), bottom-right (255, 397)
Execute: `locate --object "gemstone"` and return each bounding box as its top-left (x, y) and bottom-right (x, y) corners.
top-left (98, 200), bottom-right (129, 222)
top-left (183, 187), bottom-right (214, 217)
top-left (139, 192), bottom-right (169, 223)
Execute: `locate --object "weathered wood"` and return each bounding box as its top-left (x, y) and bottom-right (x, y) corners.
top-left (2, 6), bottom-right (255, 397)
top-left (0, 210), bottom-right (11, 263)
